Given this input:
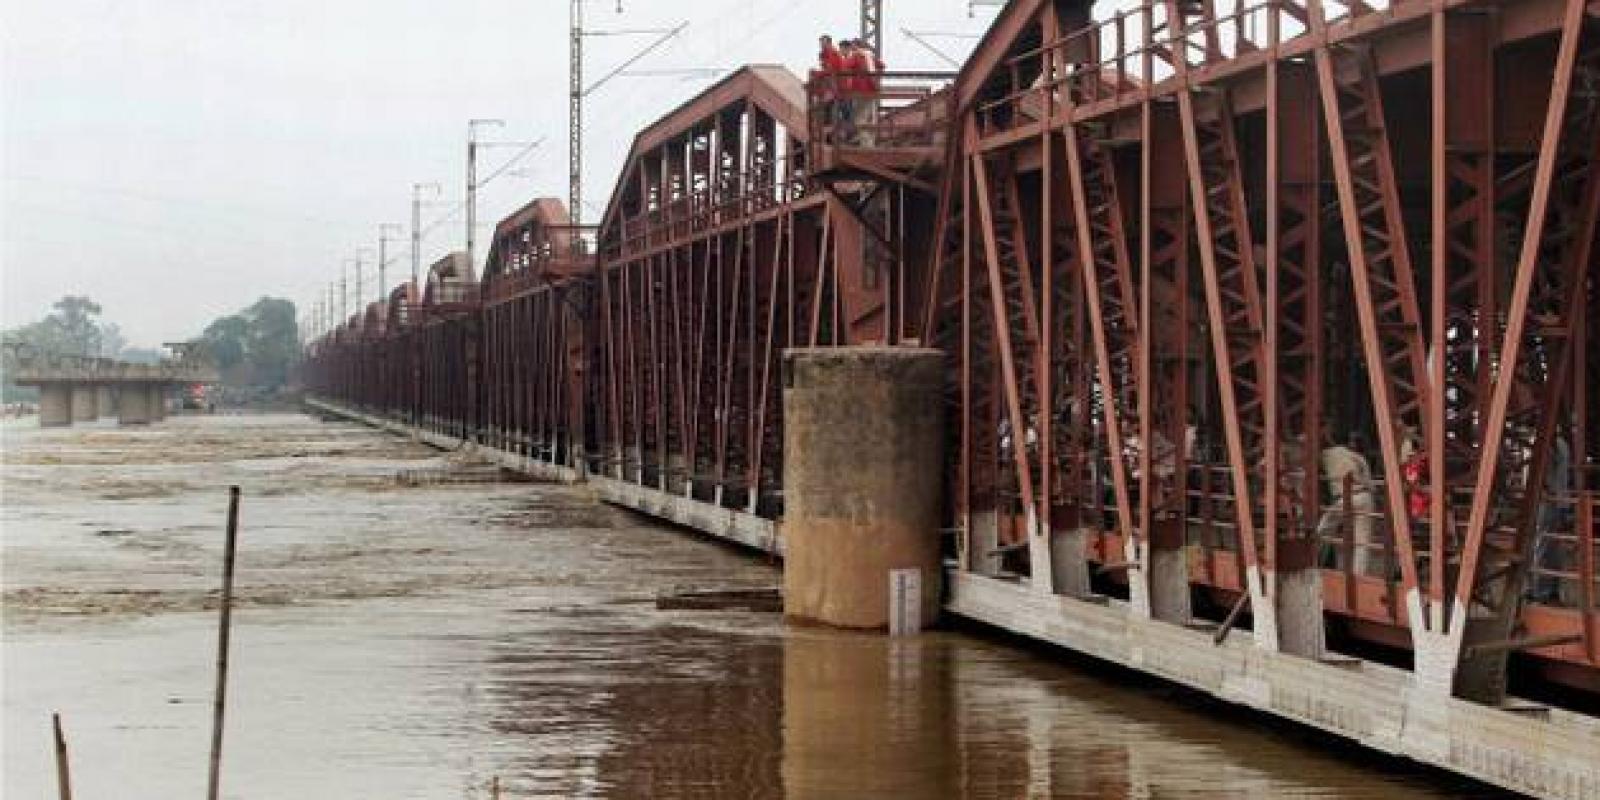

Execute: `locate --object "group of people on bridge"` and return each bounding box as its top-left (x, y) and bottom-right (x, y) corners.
top-left (1025, 410), bottom-right (1582, 604)
top-left (813, 34), bottom-right (884, 145)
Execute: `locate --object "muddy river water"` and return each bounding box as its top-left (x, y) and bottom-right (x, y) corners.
top-left (2, 414), bottom-right (1507, 798)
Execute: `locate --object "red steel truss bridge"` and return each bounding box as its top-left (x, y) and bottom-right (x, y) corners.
top-left (303, 2), bottom-right (1600, 794)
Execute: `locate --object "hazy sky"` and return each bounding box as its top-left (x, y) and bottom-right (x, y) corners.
top-left (2, 0), bottom-right (999, 348)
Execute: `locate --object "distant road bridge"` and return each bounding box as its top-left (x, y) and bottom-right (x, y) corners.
top-left (7, 345), bottom-right (219, 426)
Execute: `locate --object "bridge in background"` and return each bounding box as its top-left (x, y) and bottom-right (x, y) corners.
top-left (8, 344), bottom-right (218, 426)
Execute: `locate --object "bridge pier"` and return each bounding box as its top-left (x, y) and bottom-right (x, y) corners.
top-left (1050, 528), bottom-right (1093, 599)
top-left (70, 384), bottom-right (98, 422)
top-left (781, 348), bottom-right (944, 631)
top-left (148, 385), bottom-right (166, 421)
top-left (39, 384), bottom-right (72, 427)
top-left (96, 385), bottom-right (115, 419)
top-left (118, 382), bottom-right (153, 425)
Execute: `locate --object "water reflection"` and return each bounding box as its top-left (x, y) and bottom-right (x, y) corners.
top-left (783, 631), bottom-right (956, 798)
top-left (483, 617), bottom-right (1490, 799)
top-left (484, 615), bottom-right (783, 799)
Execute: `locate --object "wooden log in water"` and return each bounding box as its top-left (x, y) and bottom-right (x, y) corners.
top-left (655, 585), bottom-right (783, 612)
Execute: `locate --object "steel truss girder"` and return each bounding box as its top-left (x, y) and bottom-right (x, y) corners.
top-left (1312, 0), bottom-right (1434, 617)
top-left (1452, 9), bottom-right (1600, 701)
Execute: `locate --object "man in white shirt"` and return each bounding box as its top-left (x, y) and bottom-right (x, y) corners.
top-left (1316, 437), bottom-right (1378, 576)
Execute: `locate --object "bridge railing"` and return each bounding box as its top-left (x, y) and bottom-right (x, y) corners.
top-left (805, 70), bottom-right (955, 169)
top-left (975, 0), bottom-right (1397, 139)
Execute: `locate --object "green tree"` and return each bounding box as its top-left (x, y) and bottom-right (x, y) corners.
top-left (195, 297), bottom-right (299, 391)
top-left (2, 295), bottom-right (107, 400)
top-left (202, 314), bottom-right (250, 373)
top-left (99, 322), bottom-right (127, 358)
top-left (244, 297), bottom-right (298, 388)
top-left (50, 295), bottom-right (103, 356)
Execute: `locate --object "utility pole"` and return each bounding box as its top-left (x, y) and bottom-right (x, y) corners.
top-left (412, 182), bottom-right (441, 291)
top-left (466, 119), bottom-right (505, 272)
top-left (377, 224), bottom-right (403, 302)
top-left (348, 250), bottom-right (372, 314)
top-left (570, 3), bottom-right (685, 256)
top-left (351, 257), bottom-right (363, 313)
top-left (862, 0), bottom-right (882, 57)
top-left (570, 0), bottom-right (583, 243)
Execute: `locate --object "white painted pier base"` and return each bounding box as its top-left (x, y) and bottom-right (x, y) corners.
top-left (306, 397), bottom-right (1600, 800)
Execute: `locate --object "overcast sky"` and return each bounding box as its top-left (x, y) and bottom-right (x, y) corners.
top-left (1, 0), bottom-right (1001, 348)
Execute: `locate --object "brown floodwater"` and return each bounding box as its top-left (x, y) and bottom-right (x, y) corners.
top-left (2, 413), bottom-right (1510, 799)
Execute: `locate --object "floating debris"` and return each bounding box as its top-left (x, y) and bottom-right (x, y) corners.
top-left (394, 464), bottom-right (529, 486)
top-left (654, 585), bottom-right (781, 613)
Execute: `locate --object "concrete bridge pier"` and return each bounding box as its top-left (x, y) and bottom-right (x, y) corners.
top-left (70, 384), bottom-right (98, 422)
top-left (118, 382), bottom-right (154, 425)
top-left (782, 347), bottom-right (944, 631)
top-left (39, 384), bottom-right (73, 427)
top-left (96, 385), bottom-right (116, 418)
top-left (148, 385), bottom-right (167, 421)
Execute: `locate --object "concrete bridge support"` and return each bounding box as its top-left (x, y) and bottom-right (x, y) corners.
top-left (70, 385), bottom-right (98, 422)
top-left (96, 385), bottom-right (115, 418)
top-left (148, 385), bottom-right (166, 421)
top-left (39, 384), bottom-right (72, 428)
top-left (782, 348), bottom-right (944, 630)
top-left (118, 383), bottom-right (153, 425)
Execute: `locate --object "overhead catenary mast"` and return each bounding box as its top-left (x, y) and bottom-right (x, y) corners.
top-left (377, 223), bottom-right (403, 303)
top-left (569, 2), bottom-right (685, 257)
top-left (466, 119), bottom-right (507, 272)
top-left (861, 0), bottom-right (882, 56)
top-left (411, 182), bottom-right (441, 293)
top-left (570, 0), bottom-right (583, 251)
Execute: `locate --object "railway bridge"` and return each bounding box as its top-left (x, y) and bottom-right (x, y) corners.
top-left (301, 1), bottom-right (1600, 796)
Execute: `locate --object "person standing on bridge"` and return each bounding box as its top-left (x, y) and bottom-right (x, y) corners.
top-left (845, 38), bottom-right (885, 145)
top-left (1529, 428), bottom-right (1573, 603)
top-left (1317, 435), bottom-right (1378, 576)
top-left (834, 39), bottom-right (862, 144)
top-left (814, 35), bottom-right (848, 144)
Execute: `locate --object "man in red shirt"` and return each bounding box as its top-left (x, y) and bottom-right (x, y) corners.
top-left (843, 39), bottom-right (885, 145)
top-left (812, 36), bottom-right (847, 143)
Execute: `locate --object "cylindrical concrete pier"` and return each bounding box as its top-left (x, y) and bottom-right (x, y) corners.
top-left (96, 385), bottom-right (116, 418)
top-left (70, 385), bottom-right (98, 422)
top-left (782, 347), bottom-right (944, 630)
top-left (118, 383), bottom-right (153, 425)
top-left (39, 384), bottom-right (73, 427)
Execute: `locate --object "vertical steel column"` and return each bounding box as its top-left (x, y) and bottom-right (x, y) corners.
top-left (1311, 0), bottom-right (1433, 649)
top-left (1061, 111), bottom-right (1145, 610)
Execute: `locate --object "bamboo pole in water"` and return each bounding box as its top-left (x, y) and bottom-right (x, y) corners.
top-left (52, 712), bottom-right (72, 800)
top-left (207, 486), bottom-right (241, 800)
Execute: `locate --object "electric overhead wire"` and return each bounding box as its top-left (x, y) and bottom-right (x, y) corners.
top-left (334, 1), bottom-right (988, 311)
top-left (578, 0), bottom-right (809, 205)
